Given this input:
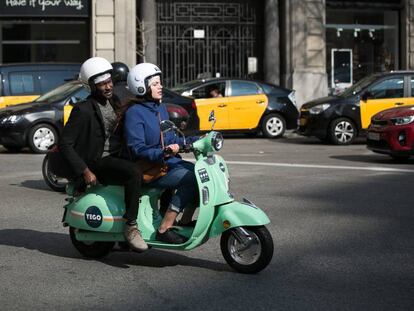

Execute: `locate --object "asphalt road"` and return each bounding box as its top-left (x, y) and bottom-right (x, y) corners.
top-left (0, 133), bottom-right (413, 310)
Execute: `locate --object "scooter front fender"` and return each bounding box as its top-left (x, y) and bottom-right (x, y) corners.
top-left (208, 201), bottom-right (270, 238)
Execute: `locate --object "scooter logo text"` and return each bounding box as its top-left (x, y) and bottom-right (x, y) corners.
top-left (84, 206), bottom-right (103, 228)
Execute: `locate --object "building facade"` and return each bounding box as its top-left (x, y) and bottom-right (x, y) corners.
top-left (0, 0), bottom-right (413, 107)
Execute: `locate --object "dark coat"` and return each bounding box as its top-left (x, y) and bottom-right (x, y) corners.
top-left (58, 95), bottom-right (121, 177)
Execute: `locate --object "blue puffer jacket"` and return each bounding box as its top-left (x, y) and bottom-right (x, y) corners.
top-left (124, 101), bottom-right (189, 167)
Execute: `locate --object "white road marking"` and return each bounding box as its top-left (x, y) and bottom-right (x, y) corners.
top-left (225, 160), bottom-right (414, 173)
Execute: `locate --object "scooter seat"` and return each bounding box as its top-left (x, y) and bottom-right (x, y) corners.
top-left (65, 182), bottom-right (163, 198)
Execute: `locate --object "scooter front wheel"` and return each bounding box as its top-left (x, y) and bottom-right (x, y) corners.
top-left (69, 227), bottom-right (114, 259)
top-left (220, 226), bottom-right (273, 274)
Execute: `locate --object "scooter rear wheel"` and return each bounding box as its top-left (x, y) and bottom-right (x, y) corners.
top-left (42, 153), bottom-right (67, 192)
top-left (220, 226), bottom-right (273, 274)
top-left (69, 227), bottom-right (114, 259)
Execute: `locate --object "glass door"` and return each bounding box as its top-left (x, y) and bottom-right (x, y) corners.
top-left (331, 49), bottom-right (353, 94)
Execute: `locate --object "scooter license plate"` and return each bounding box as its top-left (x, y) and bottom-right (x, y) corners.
top-left (368, 132), bottom-right (380, 141)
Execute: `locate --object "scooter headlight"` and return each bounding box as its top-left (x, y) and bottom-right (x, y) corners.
top-left (211, 132), bottom-right (224, 151)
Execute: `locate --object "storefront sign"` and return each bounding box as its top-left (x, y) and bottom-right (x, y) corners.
top-left (248, 57), bottom-right (257, 74)
top-left (193, 29), bottom-right (205, 39)
top-left (0, 0), bottom-right (89, 17)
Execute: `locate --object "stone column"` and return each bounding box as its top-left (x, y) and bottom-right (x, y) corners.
top-left (286, 0), bottom-right (328, 108)
top-left (402, 0), bottom-right (414, 69)
top-left (280, 0), bottom-right (292, 88)
top-left (93, 0), bottom-right (115, 61)
top-left (264, 0), bottom-right (280, 85)
top-left (140, 0), bottom-right (157, 64)
top-left (115, 0), bottom-right (136, 67)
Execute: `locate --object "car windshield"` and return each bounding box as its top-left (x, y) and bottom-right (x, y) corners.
top-left (338, 74), bottom-right (380, 97)
top-left (35, 81), bottom-right (84, 103)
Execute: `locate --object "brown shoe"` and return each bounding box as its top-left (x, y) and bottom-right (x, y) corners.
top-left (124, 225), bottom-right (148, 252)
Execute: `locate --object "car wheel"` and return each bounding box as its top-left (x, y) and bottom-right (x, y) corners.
top-left (28, 123), bottom-right (58, 154)
top-left (2, 144), bottom-right (22, 153)
top-left (261, 113), bottom-right (286, 138)
top-left (328, 118), bottom-right (356, 145)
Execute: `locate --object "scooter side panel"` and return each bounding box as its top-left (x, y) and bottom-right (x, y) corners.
top-left (64, 185), bottom-right (125, 233)
top-left (208, 201), bottom-right (270, 238)
top-left (64, 185), bottom-right (163, 236)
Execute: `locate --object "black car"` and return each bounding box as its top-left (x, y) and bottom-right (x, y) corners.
top-left (0, 63), bottom-right (80, 109)
top-left (298, 71), bottom-right (414, 145)
top-left (162, 88), bottom-right (199, 135)
top-left (0, 81), bottom-right (198, 153)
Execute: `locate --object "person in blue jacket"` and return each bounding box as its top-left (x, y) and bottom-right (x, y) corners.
top-left (123, 63), bottom-right (198, 244)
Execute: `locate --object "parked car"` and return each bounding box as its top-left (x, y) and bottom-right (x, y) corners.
top-left (366, 105), bottom-right (414, 160)
top-left (298, 71), bottom-right (414, 145)
top-left (162, 88), bottom-right (199, 135)
top-left (0, 63), bottom-right (80, 109)
top-left (0, 81), bottom-right (198, 153)
top-left (172, 78), bottom-right (298, 138)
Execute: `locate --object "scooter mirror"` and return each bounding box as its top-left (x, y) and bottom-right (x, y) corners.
top-left (209, 110), bottom-right (216, 130)
top-left (160, 120), bottom-right (176, 133)
top-left (209, 110), bottom-right (216, 122)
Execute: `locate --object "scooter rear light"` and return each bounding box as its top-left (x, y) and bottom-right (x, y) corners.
top-left (191, 100), bottom-right (197, 111)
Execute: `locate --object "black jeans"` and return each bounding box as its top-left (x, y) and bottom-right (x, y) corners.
top-left (92, 156), bottom-right (142, 224)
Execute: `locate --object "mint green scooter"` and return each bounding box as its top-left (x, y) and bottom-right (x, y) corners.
top-left (62, 113), bottom-right (274, 273)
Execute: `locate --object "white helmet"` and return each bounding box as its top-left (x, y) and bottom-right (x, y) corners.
top-left (127, 63), bottom-right (162, 96)
top-left (79, 57), bottom-right (113, 84)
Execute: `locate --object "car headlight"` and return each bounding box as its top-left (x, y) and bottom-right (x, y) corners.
top-left (0, 115), bottom-right (22, 124)
top-left (288, 91), bottom-right (297, 107)
top-left (211, 132), bottom-right (224, 151)
top-left (309, 103), bottom-right (330, 114)
top-left (391, 116), bottom-right (414, 126)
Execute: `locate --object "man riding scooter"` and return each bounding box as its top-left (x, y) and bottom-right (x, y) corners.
top-left (57, 57), bottom-right (148, 252)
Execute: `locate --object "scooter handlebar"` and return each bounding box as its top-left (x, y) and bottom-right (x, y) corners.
top-left (179, 144), bottom-right (193, 153)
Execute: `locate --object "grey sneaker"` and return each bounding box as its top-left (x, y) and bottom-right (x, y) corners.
top-left (124, 225), bottom-right (148, 252)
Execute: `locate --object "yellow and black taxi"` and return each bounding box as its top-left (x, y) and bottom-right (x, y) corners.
top-left (172, 78), bottom-right (298, 138)
top-left (0, 63), bottom-right (80, 109)
top-left (298, 71), bottom-right (414, 145)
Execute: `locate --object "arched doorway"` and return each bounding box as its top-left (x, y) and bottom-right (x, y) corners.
top-left (157, 0), bottom-right (263, 87)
